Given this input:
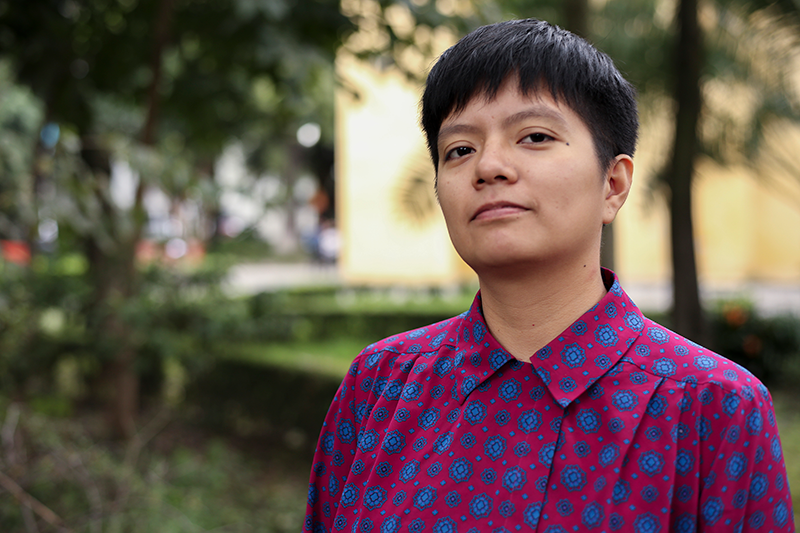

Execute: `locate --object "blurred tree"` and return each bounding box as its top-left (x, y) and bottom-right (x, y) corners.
top-left (667, 0), bottom-right (707, 343)
top-left (658, 1), bottom-right (800, 344)
top-left (0, 0), bottom-right (446, 437)
top-left (0, 61), bottom-right (42, 241)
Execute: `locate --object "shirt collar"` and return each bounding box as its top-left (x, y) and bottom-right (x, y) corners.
top-left (452, 269), bottom-right (645, 407)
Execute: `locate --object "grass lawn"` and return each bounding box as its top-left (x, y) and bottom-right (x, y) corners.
top-left (229, 338), bottom-right (369, 379)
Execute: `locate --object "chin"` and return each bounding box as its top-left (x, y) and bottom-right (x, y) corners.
top-left (461, 251), bottom-right (547, 275)
top-left (459, 242), bottom-right (598, 277)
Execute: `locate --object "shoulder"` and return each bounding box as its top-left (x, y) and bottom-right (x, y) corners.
top-left (347, 312), bottom-right (466, 383)
top-left (629, 317), bottom-right (768, 399)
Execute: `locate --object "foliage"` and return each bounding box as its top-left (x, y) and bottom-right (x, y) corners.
top-left (0, 256), bottom-right (91, 396)
top-left (0, 403), bottom-right (308, 532)
top-left (246, 284), bottom-right (473, 343)
top-left (0, 0), bottom-right (353, 142)
top-left (186, 358), bottom-right (342, 444)
top-left (709, 300), bottom-right (800, 385)
top-left (0, 252), bottom-right (240, 402)
top-left (772, 388), bottom-right (800, 522)
top-left (231, 339), bottom-right (368, 379)
top-left (0, 61), bottom-right (42, 240)
top-left (0, 0), bottom-right (485, 434)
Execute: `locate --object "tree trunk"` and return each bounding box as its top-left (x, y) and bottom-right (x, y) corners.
top-left (667, 0), bottom-right (707, 344)
top-left (79, 136), bottom-right (137, 437)
top-left (104, 0), bottom-right (177, 439)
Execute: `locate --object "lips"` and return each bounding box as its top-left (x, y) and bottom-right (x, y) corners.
top-left (471, 201), bottom-right (528, 221)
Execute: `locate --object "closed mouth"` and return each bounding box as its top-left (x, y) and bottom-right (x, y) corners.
top-left (472, 201), bottom-right (528, 221)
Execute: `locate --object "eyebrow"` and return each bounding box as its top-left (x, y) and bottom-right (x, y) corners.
top-left (502, 105), bottom-right (570, 130)
top-left (436, 123), bottom-right (480, 145)
top-left (437, 103), bottom-right (571, 148)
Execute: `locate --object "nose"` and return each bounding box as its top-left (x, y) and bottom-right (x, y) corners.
top-left (473, 141), bottom-right (518, 187)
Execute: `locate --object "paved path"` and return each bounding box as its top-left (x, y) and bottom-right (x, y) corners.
top-left (224, 262), bottom-right (340, 294)
top-left (225, 262), bottom-right (800, 316)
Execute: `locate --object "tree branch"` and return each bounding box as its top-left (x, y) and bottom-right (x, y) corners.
top-left (0, 469), bottom-right (69, 532)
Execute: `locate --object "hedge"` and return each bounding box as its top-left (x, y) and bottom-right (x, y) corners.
top-left (185, 358), bottom-right (343, 449)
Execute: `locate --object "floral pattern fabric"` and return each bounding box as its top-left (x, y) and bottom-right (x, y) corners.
top-left (305, 271), bottom-right (794, 532)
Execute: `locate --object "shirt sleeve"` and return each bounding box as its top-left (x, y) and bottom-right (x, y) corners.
top-left (697, 381), bottom-right (794, 532)
top-left (304, 352), bottom-right (366, 532)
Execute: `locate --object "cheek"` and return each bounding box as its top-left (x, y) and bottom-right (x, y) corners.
top-left (437, 198), bottom-right (462, 236)
top-left (436, 184), bottom-right (462, 217)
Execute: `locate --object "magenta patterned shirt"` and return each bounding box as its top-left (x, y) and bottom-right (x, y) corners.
top-left (305, 271), bottom-right (794, 532)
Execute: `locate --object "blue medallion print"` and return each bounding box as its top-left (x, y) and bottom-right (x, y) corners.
top-left (561, 465), bottom-right (587, 492)
top-left (498, 378), bottom-right (522, 402)
top-left (576, 408), bottom-right (601, 434)
top-left (675, 448), bottom-right (694, 476)
top-left (449, 457), bottom-right (473, 483)
top-left (594, 324), bottom-right (619, 348)
top-left (341, 483), bottom-right (360, 508)
top-left (561, 343), bottom-right (586, 369)
top-left (363, 486), bottom-right (388, 510)
top-left (612, 479), bottom-right (632, 504)
top-left (469, 493), bottom-right (493, 519)
top-left (571, 320), bottom-right (588, 336)
top-left (524, 502), bottom-right (542, 528)
top-left (418, 407), bottom-right (440, 430)
top-left (624, 311), bottom-right (644, 332)
top-left (611, 389), bottom-right (639, 411)
top-left (464, 399), bottom-right (488, 425)
top-left (582, 502), bottom-right (605, 529)
top-left (651, 358), bottom-right (677, 378)
top-left (399, 460), bottom-right (421, 483)
top-left (501, 466), bottom-right (527, 491)
top-left (517, 408), bottom-right (543, 434)
top-left (412, 485), bottom-right (437, 511)
top-left (433, 517), bottom-right (457, 533)
top-left (638, 450), bottom-right (665, 477)
top-left (646, 327), bottom-right (670, 345)
top-left (381, 430), bottom-right (405, 455)
top-left (484, 435), bottom-right (506, 461)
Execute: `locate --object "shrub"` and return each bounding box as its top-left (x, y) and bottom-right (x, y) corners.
top-left (185, 359), bottom-right (341, 447)
top-left (709, 300), bottom-right (800, 385)
top-left (0, 402), bottom-right (308, 533)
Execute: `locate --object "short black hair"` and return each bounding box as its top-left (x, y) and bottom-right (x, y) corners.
top-left (421, 19), bottom-right (639, 173)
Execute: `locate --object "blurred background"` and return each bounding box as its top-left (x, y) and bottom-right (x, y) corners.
top-left (1, 0), bottom-right (800, 531)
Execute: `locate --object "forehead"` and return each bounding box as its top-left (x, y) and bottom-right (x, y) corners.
top-left (438, 80), bottom-right (585, 135)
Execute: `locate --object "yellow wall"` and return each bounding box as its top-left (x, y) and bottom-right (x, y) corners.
top-left (336, 54), bottom-right (474, 285)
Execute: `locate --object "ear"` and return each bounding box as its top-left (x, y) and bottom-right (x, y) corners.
top-left (602, 154), bottom-right (634, 225)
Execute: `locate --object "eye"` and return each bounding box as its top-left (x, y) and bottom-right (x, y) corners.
top-left (445, 146), bottom-right (474, 160)
top-left (521, 132), bottom-right (553, 144)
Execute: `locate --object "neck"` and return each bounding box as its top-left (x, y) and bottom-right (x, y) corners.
top-left (478, 262), bottom-right (608, 362)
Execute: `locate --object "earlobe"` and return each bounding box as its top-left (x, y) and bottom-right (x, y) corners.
top-left (602, 155), bottom-right (634, 225)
